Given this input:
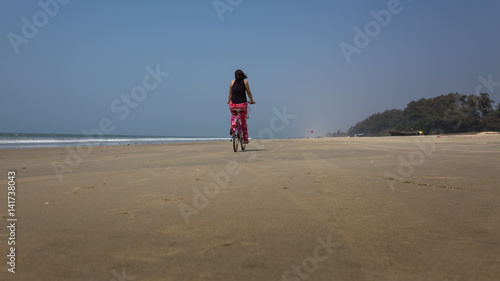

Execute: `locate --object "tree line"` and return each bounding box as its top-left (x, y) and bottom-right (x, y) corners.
top-left (329, 93), bottom-right (500, 137)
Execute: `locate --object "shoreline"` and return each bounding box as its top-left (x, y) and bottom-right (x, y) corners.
top-left (2, 131), bottom-right (499, 151)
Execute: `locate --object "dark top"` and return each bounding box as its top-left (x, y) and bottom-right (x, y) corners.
top-left (231, 79), bottom-right (247, 104)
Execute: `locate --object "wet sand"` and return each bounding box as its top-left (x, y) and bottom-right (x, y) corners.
top-left (1, 134), bottom-right (499, 281)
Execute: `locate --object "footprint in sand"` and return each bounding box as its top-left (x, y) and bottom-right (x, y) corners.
top-left (164, 198), bottom-right (184, 202)
top-left (69, 183), bottom-right (107, 194)
top-left (70, 185), bottom-right (96, 194)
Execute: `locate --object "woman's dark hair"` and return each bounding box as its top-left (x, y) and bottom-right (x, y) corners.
top-left (234, 69), bottom-right (247, 81)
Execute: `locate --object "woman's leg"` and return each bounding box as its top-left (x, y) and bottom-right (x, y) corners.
top-left (241, 117), bottom-right (248, 141)
top-left (239, 104), bottom-right (248, 142)
top-left (229, 102), bottom-right (238, 133)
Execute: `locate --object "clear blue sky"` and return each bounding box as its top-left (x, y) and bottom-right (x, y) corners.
top-left (2, 0), bottom-right (499, 138)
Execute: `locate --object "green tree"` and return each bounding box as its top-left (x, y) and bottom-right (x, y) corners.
top-left (480, 100), bottom-right (500, 131)
top-left (346, 93), bottom-right (498, 136)
top-left (347, 109), bottom-right (404, 136)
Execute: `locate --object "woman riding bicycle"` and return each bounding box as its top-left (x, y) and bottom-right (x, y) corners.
top-left (228, 69), bottom-right (255, 144)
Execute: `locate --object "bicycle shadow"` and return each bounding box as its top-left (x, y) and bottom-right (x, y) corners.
top-left (242, 148), bottom-right (266, 152)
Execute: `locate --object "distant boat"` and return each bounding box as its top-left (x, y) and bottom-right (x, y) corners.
top-left (388, 131), bottom-right (417, 136)
top-left (388, 128), bottom-right (423, 136)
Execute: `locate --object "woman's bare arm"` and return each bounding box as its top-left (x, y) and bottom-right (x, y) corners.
top-left (245, 80), bottom-right (255, 104)
top-left (228, 80), bottom-right (234, 104)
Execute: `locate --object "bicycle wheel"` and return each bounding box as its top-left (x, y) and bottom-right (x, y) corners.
top-left (232, 121), bottom-right (239, 152)
top-left (240, 128), bottom-right (246, 151)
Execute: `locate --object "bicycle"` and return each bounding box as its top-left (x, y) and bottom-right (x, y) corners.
top-left (231, 108), bottom-right (247, 152)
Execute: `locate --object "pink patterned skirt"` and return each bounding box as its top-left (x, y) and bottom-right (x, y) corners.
top-left (229, 101), bottom-right (248, 141)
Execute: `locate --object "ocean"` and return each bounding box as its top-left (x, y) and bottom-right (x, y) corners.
top-left (0, 132), bottom-right (228, 149)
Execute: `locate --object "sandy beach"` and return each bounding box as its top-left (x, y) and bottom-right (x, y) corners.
top-left (1, 134), bottom-right (499, 281)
